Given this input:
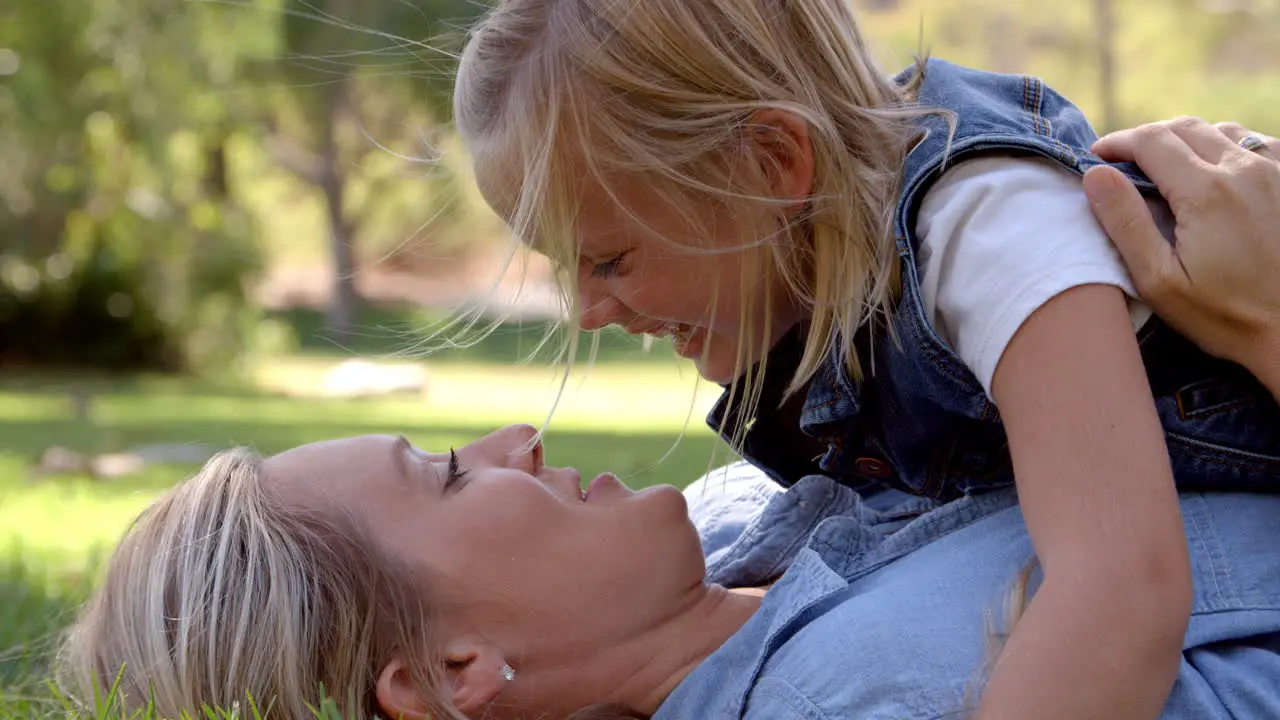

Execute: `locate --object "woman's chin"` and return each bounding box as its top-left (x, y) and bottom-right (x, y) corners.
top-left (632, 484), bottom-right (698, 542)
top-left (622, 481), bottom-right (689, 516)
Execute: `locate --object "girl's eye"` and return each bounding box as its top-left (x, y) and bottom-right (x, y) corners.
top-left (590, 250), bottom-right (630, 279)
top-left (445, 449), bottom-right (469, 491)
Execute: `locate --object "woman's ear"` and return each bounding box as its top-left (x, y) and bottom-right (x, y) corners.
top-left (375, 658), bottom-right (432, 720)
top-left (376, 643), bottom-right (511, 719)
top-left (376, 637), bottom-right (512, 718)
top-left (442, 638), bottom-right (511, 715)
top-left (745, 109), bottom-right (815, 214)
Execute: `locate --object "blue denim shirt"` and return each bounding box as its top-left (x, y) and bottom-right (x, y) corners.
top-left (706, 59), bottom-right (1280, 498)
top-left (662, 465), bottom-right (1280, 719)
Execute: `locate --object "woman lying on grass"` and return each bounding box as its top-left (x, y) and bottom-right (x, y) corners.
top-left (57, 423), bottom-right (1280, 720)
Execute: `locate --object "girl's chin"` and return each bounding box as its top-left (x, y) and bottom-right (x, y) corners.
top-left (692, 352), bottom-right (742, 386)
top-left (686, 328), bottom-right (782, 385)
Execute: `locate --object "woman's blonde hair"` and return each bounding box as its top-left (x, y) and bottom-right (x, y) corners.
top-left (454, 0), bottom-right (939, 442)
top-left (961, 559), bottom-right (1040, 715)
top-left (54, 448), bottom-right (456, 719)
top-left (55, 448), bottom-right (648, 720)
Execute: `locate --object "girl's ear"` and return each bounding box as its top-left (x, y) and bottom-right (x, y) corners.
top-left (745, 109), bottom-right (815, 214)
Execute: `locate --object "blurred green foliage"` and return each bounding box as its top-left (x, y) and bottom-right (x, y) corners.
top-left (1, 0), bottom-right (1278, 373)
top-left (0, 0), bottom-right (275, 371)
top-left (0, 0), bottom-right (486, 370)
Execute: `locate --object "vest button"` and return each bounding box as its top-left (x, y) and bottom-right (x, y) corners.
top-left (854, 457), bottom-right (892, 479)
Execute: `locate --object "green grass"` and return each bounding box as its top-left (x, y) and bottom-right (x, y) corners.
top-left (0, 355), bottom-right (734, 716)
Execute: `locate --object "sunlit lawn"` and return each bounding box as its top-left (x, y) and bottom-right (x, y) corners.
top-left (0, 354), bottom-right (734, 713)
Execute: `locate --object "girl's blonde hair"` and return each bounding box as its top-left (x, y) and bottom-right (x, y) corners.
top-left (454, 0), bottom-right (938, 442)
top-left (54, 448), bottom-right (457, 719)
top-left (55, 448), bottom-right (647, 720)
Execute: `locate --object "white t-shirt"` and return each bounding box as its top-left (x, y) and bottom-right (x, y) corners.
top-left (915, 155), bottom-right (1173, 399)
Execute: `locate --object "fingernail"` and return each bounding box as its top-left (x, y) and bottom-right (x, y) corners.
top-left (1082, 167), bottom-right (1117, 205)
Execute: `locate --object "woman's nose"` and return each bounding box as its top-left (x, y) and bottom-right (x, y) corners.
top-left (497, 423), bottom-right (543, 474)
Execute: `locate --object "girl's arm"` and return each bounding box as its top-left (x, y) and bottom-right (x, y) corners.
top-left (978, 283), bottom-right (1192, 720)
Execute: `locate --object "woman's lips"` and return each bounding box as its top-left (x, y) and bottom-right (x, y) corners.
top-left (583, 472), bottom-right (621, 502)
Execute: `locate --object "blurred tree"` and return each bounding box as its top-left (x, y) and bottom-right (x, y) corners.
top-left (866, 0), bottom-right (1278, 135)
top-left (0, 0), bottom-right (278, 372)
top-left (261, 0), bottom-right (487, 333)
top-left (2, 0), bottom-right (1274, 369)
top-left (0, 0), bottom-right (492, 367)
top-left (1094, 0), bottom-right (1119, 133)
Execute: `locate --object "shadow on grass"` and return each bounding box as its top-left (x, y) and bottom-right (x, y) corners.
top-left (270, 304), bottom-right (683, 366)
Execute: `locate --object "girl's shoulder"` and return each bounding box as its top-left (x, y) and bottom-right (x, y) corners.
top-left (902, 57), bottom-right (1102, 165)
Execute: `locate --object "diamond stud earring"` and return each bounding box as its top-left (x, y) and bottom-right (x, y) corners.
top-left (500, 664), bottom-right (515, 682)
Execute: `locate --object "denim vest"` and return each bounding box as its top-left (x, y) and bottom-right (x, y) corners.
top-left (707, 59), bottom-right (1280, 500)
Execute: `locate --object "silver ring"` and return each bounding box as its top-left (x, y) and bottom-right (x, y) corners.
top-left (1239, 135), bottom-right (1270, 153)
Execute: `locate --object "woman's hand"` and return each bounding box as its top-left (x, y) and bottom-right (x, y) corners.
top-left (1082, 118), bottom-right (1280, 394)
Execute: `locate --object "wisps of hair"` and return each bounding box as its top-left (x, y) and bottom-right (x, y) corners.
top-left (453, 0), bottom-right (950, 448)
top-left (960, 558), bottom-right (1041, 716)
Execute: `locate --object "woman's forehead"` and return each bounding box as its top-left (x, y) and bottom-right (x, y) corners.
top-left (263, 435), bottom-right (411, 512)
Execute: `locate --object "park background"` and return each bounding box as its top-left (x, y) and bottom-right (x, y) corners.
top-left (2, 0), bottom-right (1279, 715)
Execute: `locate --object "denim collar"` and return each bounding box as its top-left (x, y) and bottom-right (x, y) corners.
top-left (704, 321), bottom-right (876, 486)
top-left (704, 474), bottom-right (866, 587)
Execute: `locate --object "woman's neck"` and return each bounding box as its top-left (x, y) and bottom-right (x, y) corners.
top-left (528, 583), bottom-right (762, 718)
top-left (619, 585), bottom-right (763, 714)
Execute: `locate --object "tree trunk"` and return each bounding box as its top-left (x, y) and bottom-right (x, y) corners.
top-left (203, 130), bottom-right (229, 200)
top-left (320, 77), bottom-right (359, 335)
top-left (1094, 0), bottom-right (1119, 134)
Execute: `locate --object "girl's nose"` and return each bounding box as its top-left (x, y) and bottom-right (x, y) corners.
top-left (576, 269), bottom-right (628, 331)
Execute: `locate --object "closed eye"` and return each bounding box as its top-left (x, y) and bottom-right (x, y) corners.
top-left (444, 448), bottom-right (470, 492)
top-left (590, 250), bottom-right (631, 279)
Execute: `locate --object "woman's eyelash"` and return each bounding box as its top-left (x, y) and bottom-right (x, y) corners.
top-left (446, 449), bottom-right (469, 491)
top-left (590, 250), bottom-right (630, 279)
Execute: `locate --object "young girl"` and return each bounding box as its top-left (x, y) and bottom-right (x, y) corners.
top-left (453, 1), bottom-right (1280, 719)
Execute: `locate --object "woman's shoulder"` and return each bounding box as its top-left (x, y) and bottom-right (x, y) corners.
top-left (749, 490), bottom-right (1280, 719)
top-left (744, 545), bottom-right (984, 720)
top-left (683, 461), bottom-right (784, 565)
top-left (686, 465), bottom-right (854, 586)
top-left (685, 463), bottom-right (940, 585)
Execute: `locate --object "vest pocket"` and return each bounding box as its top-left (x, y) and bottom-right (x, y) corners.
top-left (1175, 377), bottom-right (1273, 421)
top-left (1158, 377), bottom-right (1280, 492)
